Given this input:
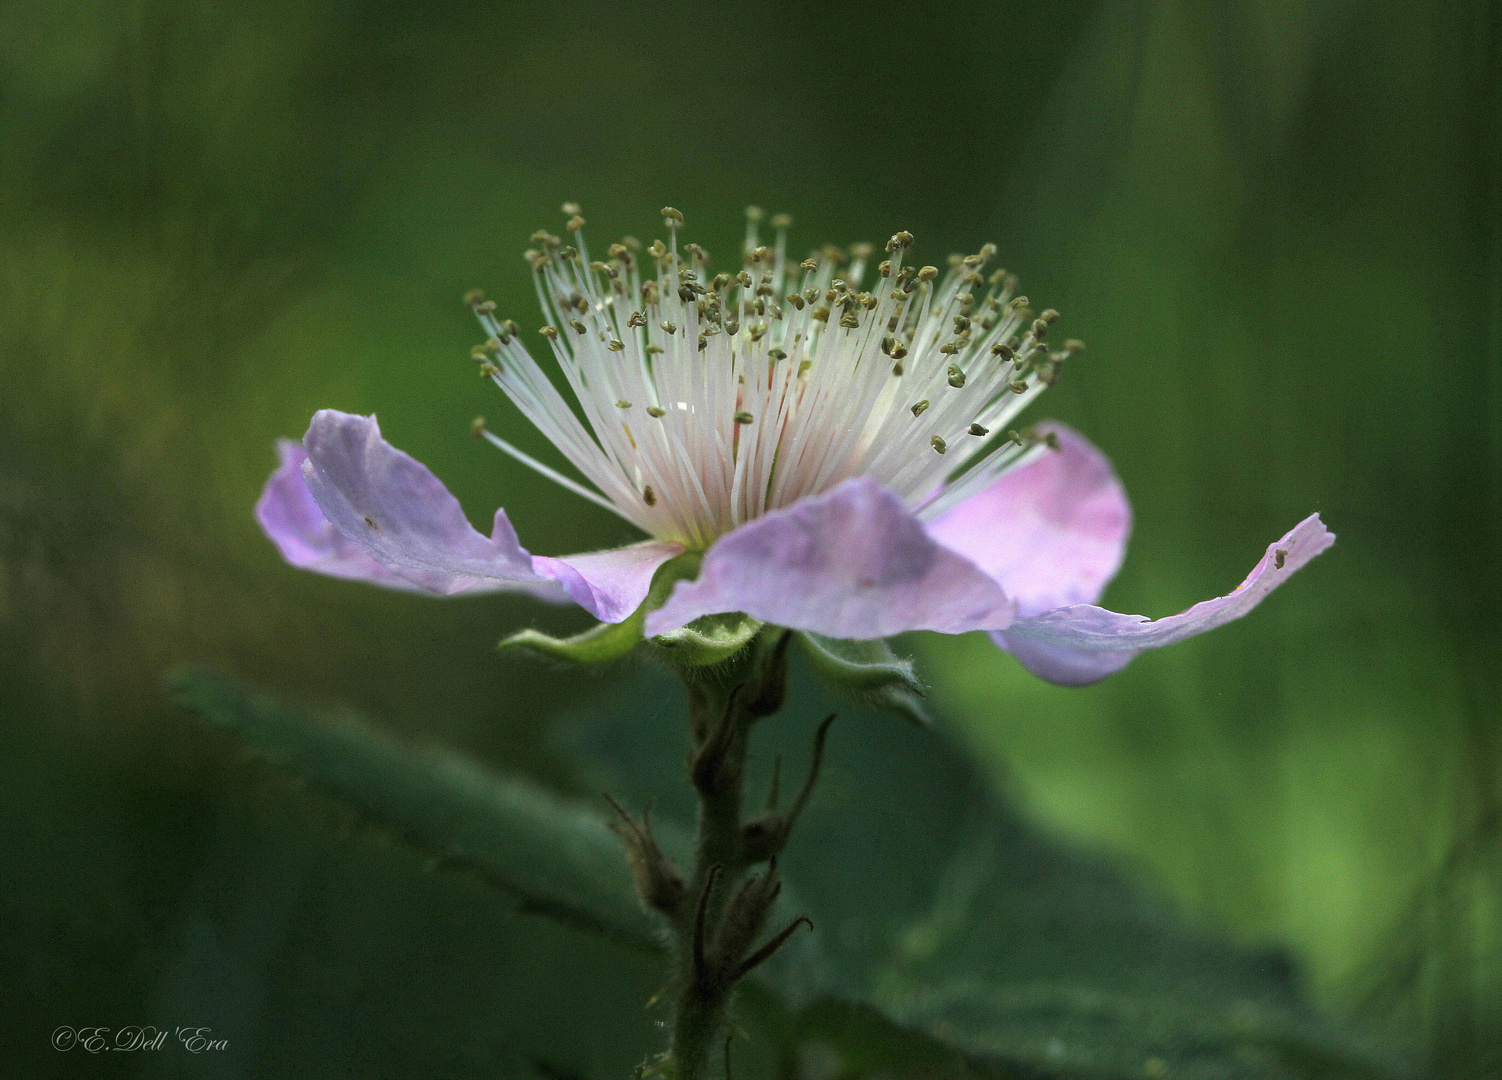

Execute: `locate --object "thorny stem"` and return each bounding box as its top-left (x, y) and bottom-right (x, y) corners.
top-left (671, 679), bottom-right (752, 1079)
top-left (617, 631), bottom-right (824, 1080)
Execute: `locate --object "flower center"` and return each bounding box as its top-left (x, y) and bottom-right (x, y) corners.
top-left (467, 205), bottom-right (1080, 550)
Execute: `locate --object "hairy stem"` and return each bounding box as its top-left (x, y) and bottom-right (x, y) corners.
top-left (616, 633), bottom-right (816, 1080)
top-left (668, 678), bottom-right (752, 1079)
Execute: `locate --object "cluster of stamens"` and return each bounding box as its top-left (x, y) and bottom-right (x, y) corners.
top-left (466, 204), bottom-right (1082, 550)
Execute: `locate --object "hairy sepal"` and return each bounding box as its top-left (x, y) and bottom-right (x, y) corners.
top-left (795, 632), bottom-right (931, 725)
top-left (499, 551), bottom-right (705, 664)
top-left (650, 611), bottom-right (764, 668)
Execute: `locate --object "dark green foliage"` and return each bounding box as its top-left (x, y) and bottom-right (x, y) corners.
top-left (165, 665), bottom-right (1407, 1078)
top-left (170, 668), bottom-right (661, 950)
top-left (569, 663), bottom-right (1409, 1080)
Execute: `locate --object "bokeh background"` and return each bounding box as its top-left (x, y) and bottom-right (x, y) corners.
top-left (1, 0), bottom-right (1497, 1077)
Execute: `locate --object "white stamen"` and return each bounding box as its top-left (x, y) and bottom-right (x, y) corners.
top-left (468, 207), bottom-right (1074, 550)
top-left (479, 428), bottom-right (625, 518)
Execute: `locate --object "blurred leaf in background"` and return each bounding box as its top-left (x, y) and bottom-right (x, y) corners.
top-left (168, 665), bottom-right (1405, 1079)
top-left (0, 0), bottom-right (1497, 1077)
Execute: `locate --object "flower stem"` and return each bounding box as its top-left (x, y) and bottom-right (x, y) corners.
top-left (635, 632), bottom-right (812, 1080)
top-left (668, 677), bottom-right (752, 1080)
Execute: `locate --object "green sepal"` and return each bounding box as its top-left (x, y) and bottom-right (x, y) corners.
top-left (497, 547), bottom-right (766, 669)
top-left (498, 551), bottom-right (704, 664)
top-left (500, 612), bottom-right (645, 664)
top-left (649, 611), bottom-right (764, 668)
top-left (795, 632), bottom-right (931, 725)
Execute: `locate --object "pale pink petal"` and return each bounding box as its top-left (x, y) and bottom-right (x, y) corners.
top-left (256, 439), bottom-right (446, 593)
top-left (300, 410), bottom-right (542, 589)
top-left (994, 514), bottom-right (1335, 685)
top-left (926, 422), bottom-right (1130, 616)
top-left (993, 630), bottom-right (1141, 686)
top-left (535, 541), bottom-right (685, 624)
top-left (263, 411), bottom-right (680, 620)
top-left (645, 477), bottom-right (1016, 640)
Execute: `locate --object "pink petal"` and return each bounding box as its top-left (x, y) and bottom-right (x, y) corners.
top-left (993, 513), bottom-right (1335, 685)
top-left (256, 439), bottom-right (460, 594)
top-left (645, 477), bottom-right (1016, 640)
top-left (925, 422), bottom-right (1130, 617)
top-left (299, 410), bottom-right (541, 589)
top-left (535, 542), bottom-right (685, 624)
top-left (261, 411), bottom-right (680, 620)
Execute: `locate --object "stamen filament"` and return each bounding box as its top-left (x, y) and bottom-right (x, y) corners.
top-left (479, 428), bottom-right (631, 521)
top-left (468, 206), bottom-right (1073, 548)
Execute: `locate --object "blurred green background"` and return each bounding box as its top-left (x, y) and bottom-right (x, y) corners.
top-left (1, 0), bottom-right (1497, 1076)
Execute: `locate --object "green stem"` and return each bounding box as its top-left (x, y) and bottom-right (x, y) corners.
top-left (667, 989), bottom-right (732, 1080)
top-left (622, 634), bottom-right (810, 1080)
top-left (667, 677), bottom-right (751, 1080)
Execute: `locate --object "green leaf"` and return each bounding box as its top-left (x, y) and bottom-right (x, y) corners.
top-left (795, 632), bottom-right (931, 725)
top-left (565, 665), bottom-right (1407, 1080)
top-left (169, 667), bottom-right (662, 951)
